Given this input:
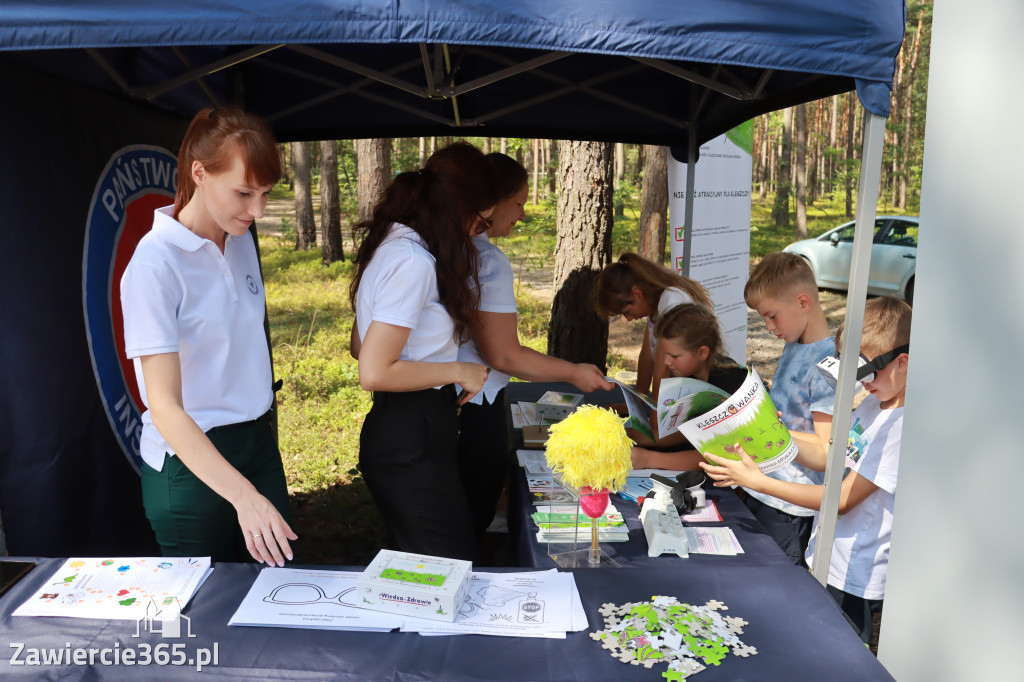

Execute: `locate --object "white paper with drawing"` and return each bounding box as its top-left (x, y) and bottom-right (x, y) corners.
top-left (400, 569), bottom-right (586, 637)
top-left (229, 567), bottom-right (403, 631)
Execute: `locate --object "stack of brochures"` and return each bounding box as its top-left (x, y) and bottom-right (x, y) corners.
top-left (531, 502), bottom-right (630, 543)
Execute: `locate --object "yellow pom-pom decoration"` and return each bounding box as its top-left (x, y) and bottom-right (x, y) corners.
top-left (544, 405), bottom-right (633, 492)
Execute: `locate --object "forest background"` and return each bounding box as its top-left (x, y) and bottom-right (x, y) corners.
top-left (262, 2), bottom-right (931, 566)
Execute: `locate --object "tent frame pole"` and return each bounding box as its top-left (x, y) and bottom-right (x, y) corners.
top-left (810, 110), bottom-right (887, 585)
top-left (680, 127), bottom-right (697, 277)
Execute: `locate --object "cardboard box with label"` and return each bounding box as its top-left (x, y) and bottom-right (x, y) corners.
top-left (355, 550), bottom-right (471, 622)
top-left (536, 391), bottom-right (583, 422)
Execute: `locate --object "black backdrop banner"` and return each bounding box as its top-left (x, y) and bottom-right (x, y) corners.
top-left (0, 62), bottom-right (186, 556)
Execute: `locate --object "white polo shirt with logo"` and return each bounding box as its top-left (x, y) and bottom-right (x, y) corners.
top-left (355, 223), bottom-right (458, 388)
top-left (121, 206), bottom-right (273, 471)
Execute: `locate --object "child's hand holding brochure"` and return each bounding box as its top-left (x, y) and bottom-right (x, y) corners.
top-left (672, 368), bottom-right (797, 474)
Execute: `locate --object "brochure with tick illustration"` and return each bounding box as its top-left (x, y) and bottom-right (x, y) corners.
top-left (13, 557), bottom-right (212, 621)
top-left (677, 367), bottom-right (797, 473)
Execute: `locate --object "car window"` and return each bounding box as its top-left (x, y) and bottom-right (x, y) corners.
top-left (880, 220), bottom-right (919, 247)
top-left (837, 219), bottom-right (886, 243)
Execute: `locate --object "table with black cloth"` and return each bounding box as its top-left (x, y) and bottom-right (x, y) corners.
top-left (502, 381), bottom-right (895, 680)
top-left (1, 556), bottom-right (893, 681)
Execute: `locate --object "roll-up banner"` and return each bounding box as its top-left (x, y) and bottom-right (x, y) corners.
top-left (668, 123), bottom-right (753, 363)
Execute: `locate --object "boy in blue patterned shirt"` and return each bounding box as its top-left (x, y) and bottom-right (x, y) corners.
top-left (741, 252), bottom-right (835, 565)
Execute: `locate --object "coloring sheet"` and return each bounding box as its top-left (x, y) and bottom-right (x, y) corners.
top-left (230, 568), bottom-right (586, 638)
top-left (229, 567), bottom-right (403, 631)
top-left (400, 569), bottom-right (587, 638)
top-left (13, 557), bottom-right (212, 621)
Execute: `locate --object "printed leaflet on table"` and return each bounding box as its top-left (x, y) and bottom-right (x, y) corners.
top-left (13, 557), bottom-right (212, 621)
top-left (229, 567), bottom-right (586, 638)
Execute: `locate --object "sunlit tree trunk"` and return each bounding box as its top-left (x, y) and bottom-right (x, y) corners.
top-left (292, 141), bottom-right (317, 250)
top-left (355, 138), bottom-right (392, 225)
top-left (320, 140), bottom-right (344, 264)
top-left (549, 140), bottom-right (613, 369)
top-left (794, 105), bottom-right (808, 239)
top-left (772, 107), bottom-right (793, 227)
top-left (637, 145), bottom-right (668, 264)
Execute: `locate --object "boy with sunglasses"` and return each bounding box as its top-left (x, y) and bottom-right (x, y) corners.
top-left (700, 296), bottom-right (912, 645)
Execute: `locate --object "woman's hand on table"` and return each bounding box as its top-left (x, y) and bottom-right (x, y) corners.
top-left (699, 447), bottom-right (766, 490)
top-left (235, 491), bottom-right (298, 567)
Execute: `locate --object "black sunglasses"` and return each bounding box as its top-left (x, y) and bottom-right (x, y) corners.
top-left (841, 343), bottom-right (910, 384)
top-left (476, 213), bottom-right (493, 234)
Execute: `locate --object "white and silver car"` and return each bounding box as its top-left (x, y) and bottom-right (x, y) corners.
top-left (783, 216), bottom-right (919, 303)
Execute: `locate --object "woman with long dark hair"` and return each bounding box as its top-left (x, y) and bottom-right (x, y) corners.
top-left (457, 153), bottom-right (613, 543)
top-left (350, 142), bottom-right (494, 560)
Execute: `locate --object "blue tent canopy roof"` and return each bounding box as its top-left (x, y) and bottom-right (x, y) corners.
top-left (0, 1), bottom-right (904, 145)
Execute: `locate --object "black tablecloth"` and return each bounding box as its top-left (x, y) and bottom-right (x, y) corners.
top-left (0, 382), bottom-right (893, 680)
top-left (1, 557), bottom-right (894, 681)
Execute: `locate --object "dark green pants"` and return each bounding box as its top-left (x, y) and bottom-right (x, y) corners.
top-left (140, 411), bottom-right (291, 563)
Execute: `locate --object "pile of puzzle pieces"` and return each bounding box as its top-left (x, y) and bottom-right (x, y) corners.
top-left (589, 596), bottom-right (757, 680)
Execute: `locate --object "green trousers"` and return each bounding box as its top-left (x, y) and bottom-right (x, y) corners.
top-left (140, 410), bottom-right (291, 563)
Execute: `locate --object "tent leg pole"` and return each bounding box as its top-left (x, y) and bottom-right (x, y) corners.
top-left (810, 110), bottom-right (887, 586)
top-left (681, 128), bottom-right (697, 277)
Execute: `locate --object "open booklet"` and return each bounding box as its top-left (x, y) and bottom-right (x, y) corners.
top-left (674, 367), bottom-right (797, 473)
top-left (610, 369), bottom-right (796, 473)
top-left (606, 378), bottom-right (657, 441)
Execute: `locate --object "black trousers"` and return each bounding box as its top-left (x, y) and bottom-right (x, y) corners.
top-left (359, 385), bottom-right (477, 561)
top-left (457, 388), bottom-right (511, 539)
top-left (741, 494), bottom-right (814, 567)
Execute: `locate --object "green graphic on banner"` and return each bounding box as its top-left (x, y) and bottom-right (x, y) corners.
top-left (725, 120), bottom-right (754, 155)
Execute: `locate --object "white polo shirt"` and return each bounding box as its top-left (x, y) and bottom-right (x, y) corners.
top-left (647, 286), bottom-right (694, 356)
top-left (355, 223), bottom-right (458, 386)
top-left (121, 206), bottom-right (274, 470)
top-left (458, 235), bottom-right (518, 405)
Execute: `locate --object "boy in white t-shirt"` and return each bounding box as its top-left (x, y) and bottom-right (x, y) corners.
top-left (700, 296), bottom-right (911, 644)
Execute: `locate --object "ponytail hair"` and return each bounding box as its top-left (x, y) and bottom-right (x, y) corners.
top-left (174, 107), bottom-right (282, 218)
top-left (654, 303), bottom-right (737, 373)
top-left (593, 252), bottom-right (712, 318)
top-left (350, 141), bottom-right (498, 343)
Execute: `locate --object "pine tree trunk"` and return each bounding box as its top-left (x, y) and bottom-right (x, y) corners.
top-left (531, 139), bottom-right (540, 205)
top-left (292, 141), bottom-right (317, 250)
top-left (547, 140), bottom-right (557, 197)
top-left (845, 93), bottom-right (856, 217)
top-left (772, 107), bottom-right (793, 227)
top-left (759, 115), bottom-right (769, 198)
top-left (900, 8), bottom-right (925, 209)
top-left (319, 140), bottom-right (344, 264)
top-left (637, 145), bottom-right (668, 265)
top-left (548, 140), bottom-right (613, 368)
top-left (794, 104), bottom-right (808, 239)
top-left (355, 138), bottom-right (392, 225)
